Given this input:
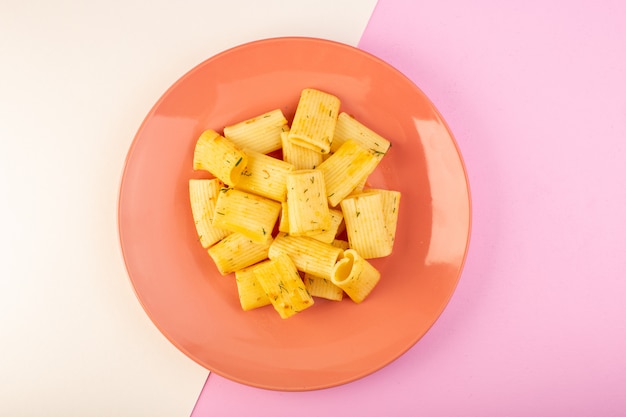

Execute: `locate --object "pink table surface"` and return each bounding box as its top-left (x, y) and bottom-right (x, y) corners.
top-left (193, 1), bottom-right (626, 415)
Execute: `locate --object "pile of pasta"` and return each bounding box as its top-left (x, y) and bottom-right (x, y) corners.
top-left (189, 88), bottom-right (401, 319)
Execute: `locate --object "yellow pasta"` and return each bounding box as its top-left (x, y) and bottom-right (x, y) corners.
top-left (361, 189), bottom-right (401, 247)
top-left (285, 170), bottom-right (331, 236)
top-left (301, 238), bottom-right (350, 300)
top-left (235, 265), bottom-right (271, 311)
top-left (315, 139), bottom-right (380, 207)
top-left (212, 188), bottom-right (281, 243)
top-left (309, 208), bottom-right (344, 244)
top-left (331, 249), bottom-right (380, 303)
top-left (340, 192), bottom-right (392, 259)
top-left (278, 201), bottom-right (290, 233)
top-left (331, 112), bottom-right (391, 158)
top-left (279, 201), bottom-right (341, 240)
top-left (207, 232), bottom-right (272, 275)
top-left (253, 252), bottom-right (314, 319)
top-left (188, 179), bottom-right (231, 248)
top-left (287, 88), bottom-right (340, 154)
top-left (303, 274), bottom-right (344, 301)
top-left (193, 129), bottom-right (247, 187)
top-left (236, 148), bottom-right (295, 202)
top-left (189, 88), bottom-right (402, 316)
top-left (223, 109), bottom-right (288, 154)
top-left (269, 233), bottom-right (343, 280)
top-left (280, 130), bottom-right (323, 170)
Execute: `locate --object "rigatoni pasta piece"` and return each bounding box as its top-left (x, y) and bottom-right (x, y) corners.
top-left (236, 149), bottom-right (295, 202)
top-left (285, 170), bottom-right (331, 236)
top-left (212, 188), bottom-right (281, 243)
top-left (340, 192), bottom-right (392, 258)
top-left (361, 189), bottom-right (401, 247)
top-left (309, 208), bottom-right (344, 244)
top-left (278, 201), bottom-right (340, 237)
top-left (253, 252), bottom-right (314, 319)
top-left (331, 112), bottom-right (391, 158)
top-left (207, 232), bottom-right (271, 275)
top-left (303, 274), bottom-right (343, 301)
top-left (223, 109), bottom-right (287, 154)
top-left (287, 88), bottom-right (340, 154)
top-left (281, 130), bottom-right (323, 170)
top-left (315, 139), bottom-right (380, 207)
top-left (189, 179), bottom-right (231, 248)
top-left (193, 129), bottom-right (247, 186)
top-left (269, 233), bottom-right (343, 280)
top-left (235, 265), bottom-right (271, 311)
top-left (331, 249), bottom-right (380, 303)
top-left (301, 238), bottom-right (349, 301)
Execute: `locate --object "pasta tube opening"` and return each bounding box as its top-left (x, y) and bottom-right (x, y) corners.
top-left (331, 249), bottom-right (380, 303)
top-left (193, 129), bottom-right (248, 187)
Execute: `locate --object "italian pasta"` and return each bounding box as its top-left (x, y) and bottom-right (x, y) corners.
top-left (235, 265), bottom-right (271, 311)
top-left (189, 87), bottom-right (402, 317)
top-left (236, 148), bottom-right (295, 202)
top-left (285, 169), bottom-right (331, 236)
top-left (211, 188), bottom-right (281, 243)
top-left (269, 233), bottom-right (343, 280)
top-left (303, 274), bottom-right (344, 301)
top-left (193, 129), bottom-right (247, 187)
top-left (361, 189), bottom-right (401, 246)
top-left (253, 252), bottom-right (314, 319)
top-left (302, 239), bottom-right (349, 301)
top-left (287, 88), bottom-right (340, 154)
top-left (340, 191), bottom-right (392, 259)
top-left (278, 201), bottom-right (343, 240)
top-left (188, 179), bottom-right (231, 248)
top-left (280, 130), bottom-right (323, 170)
top-left (315, 139), bottom-right (380, 207)
top-left (308, 208), bottom-right (344, 244)
top-left (331, 249), bottom-right (381, 303)
top-left (331, 112), bottom-right (391, 158)
top-left (208, 231), bottom-right (272, 275)
top-left (223, 109), bottom-right (287, 154)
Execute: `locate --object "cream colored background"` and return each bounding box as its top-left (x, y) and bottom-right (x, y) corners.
top-left (0, 1), bottom-right (377, 415)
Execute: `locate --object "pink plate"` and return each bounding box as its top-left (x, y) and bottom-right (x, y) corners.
top-left (118, 37), bottom-right (471, 391)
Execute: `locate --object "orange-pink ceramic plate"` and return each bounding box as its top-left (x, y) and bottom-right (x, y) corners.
top-left (118, 37), bottom-right (471, 391)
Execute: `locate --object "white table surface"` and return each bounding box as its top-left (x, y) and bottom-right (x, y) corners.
top-left (0, 1), bottom-right (377, 415)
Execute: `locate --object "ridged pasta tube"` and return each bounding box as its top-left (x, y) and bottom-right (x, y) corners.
top-left (331, 112), bottom-right (391, 158)
top-left (285, 170), bottom-right (331, 236)
top-left (235, 265), bottom-right (271, 311)
top-left (340, 192), bottom-right (392, 259)
top-left (303, 274), bottom-right (344, 301)
top-left (315, 140), bottom-right (380, 207)
top-left (287, 88), bottom-right (340, 154)
top-left (280, 130), bottom-right (323, 170)
top-left (193, 129), bottom-right (247, 187)
top-left (223, 109), bottom-right (288, 154)
top-left (253, 252), bottom-right (314, 319)
top-left (188, 179), bottom-right (231, 248)
top-left (269, 233), bottom-right (343, 280)
top-left (207, 232), bottom-right (272, 275)
top-left (331, 249), bottom-right (380, 303)
top-left (236, 148), bottom-right (295, 202)
top-left (212, 188), bottom-right (281, 243)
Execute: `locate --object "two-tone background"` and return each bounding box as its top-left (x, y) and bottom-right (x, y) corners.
top-left (2, 1), bottom-right (624, 415)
